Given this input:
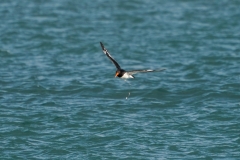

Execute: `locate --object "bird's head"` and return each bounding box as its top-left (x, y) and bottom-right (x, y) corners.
top-left (115, 70), bottom-right (120, 77)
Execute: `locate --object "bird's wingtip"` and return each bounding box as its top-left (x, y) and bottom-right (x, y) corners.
top-left (158, 68), bottom-right (166, 72)
top-left (100, 42), bottom-right (104, 49)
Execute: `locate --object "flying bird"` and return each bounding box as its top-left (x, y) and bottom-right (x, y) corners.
top-left (100, 42), bottom-right (165, 78)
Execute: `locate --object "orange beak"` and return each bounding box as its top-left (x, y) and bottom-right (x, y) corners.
top-left (115, 72), bottom-right (119, 77)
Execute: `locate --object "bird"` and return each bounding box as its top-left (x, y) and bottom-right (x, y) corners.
top-left (100, 42), bottom-right (165, 78)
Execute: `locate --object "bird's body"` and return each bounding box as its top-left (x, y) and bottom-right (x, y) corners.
top-left (100, 42), bottom-right (165, 79)
top-left (116, 69), bottom-right (134, 78)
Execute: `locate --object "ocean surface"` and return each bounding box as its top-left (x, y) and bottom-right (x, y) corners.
top-left (1, 0), bottom-right (240, 159)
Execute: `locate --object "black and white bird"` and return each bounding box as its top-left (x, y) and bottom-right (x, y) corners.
top-left (100, 42), bottom-right (165, 78)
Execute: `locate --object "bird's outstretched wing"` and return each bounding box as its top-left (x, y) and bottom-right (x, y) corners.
top-left (126, 68), bottom-right (166, 75)
top-left (100, 42), bottom-right (121, 70)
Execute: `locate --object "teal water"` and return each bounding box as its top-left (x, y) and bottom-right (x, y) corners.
top-left (1, 0), bottom-right (240, 159)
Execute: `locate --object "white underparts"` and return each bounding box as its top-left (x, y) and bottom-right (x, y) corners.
top-left (121, 73), bottom-right (134, 79)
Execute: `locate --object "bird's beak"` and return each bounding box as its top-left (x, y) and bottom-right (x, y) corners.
top-left (115, 73), bottom-right (118, 78)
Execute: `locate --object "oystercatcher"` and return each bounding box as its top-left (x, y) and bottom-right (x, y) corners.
top-left (100, 42), bottom-right (165, 78)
